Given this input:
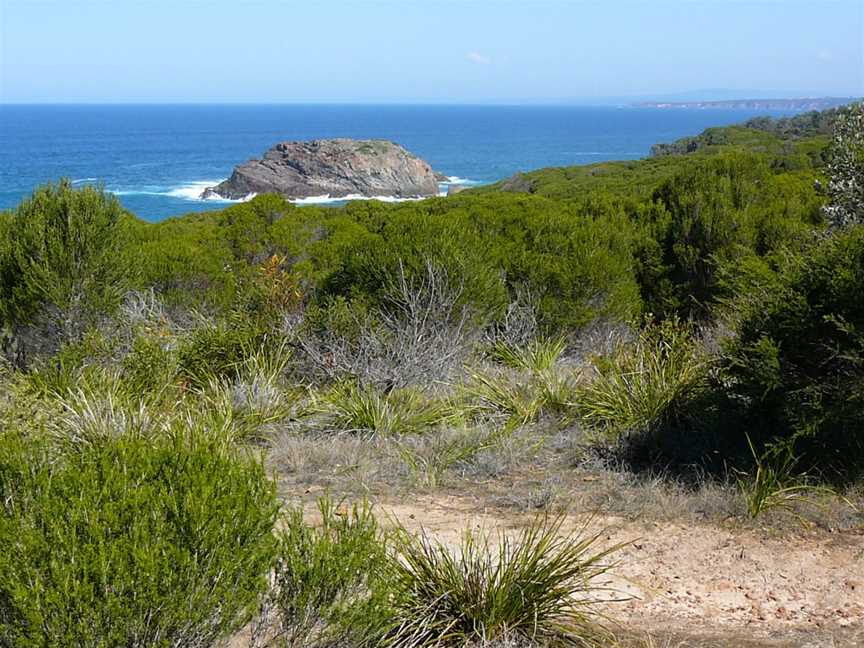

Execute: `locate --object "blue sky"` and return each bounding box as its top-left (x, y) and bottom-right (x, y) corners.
top-left (1, 0), bottom-right (861, 103)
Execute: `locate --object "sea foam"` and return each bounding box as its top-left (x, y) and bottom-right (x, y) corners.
top-left (290, 193), bottom-right (441, 205)
top-left (445, 176), bottom-right (481, 185)
top-left (107, 176), bottom-right (480, 205)
top-left (110, 181), bottom-right (254, 203)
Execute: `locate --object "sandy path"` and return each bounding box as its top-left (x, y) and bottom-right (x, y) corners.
top-left (373, 494), bottom-right (864, 647)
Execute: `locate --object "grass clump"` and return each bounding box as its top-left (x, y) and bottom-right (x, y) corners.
top-left (385, 514), bottom-right (621, 647)
top-left (0, 427), bottom-right (280, 648)
top-left (576, 319), bottom-right (706, 442)
top-left (461, 369), bottom-right (544, 426)
top-left (461, 364), bottom-right (579, 427)
top-left (319, 383), bottom-right (449, 436)
top-left (736, 435), bottom-right (839, 522)
top-left (490, 337), bottom-right (567, 373)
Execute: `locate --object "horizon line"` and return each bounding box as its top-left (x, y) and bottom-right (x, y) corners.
top-left (1, 96), bottom-right (860, 108)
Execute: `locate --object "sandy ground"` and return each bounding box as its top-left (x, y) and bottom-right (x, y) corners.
top-left (372, 494), bottom-right (864, 647)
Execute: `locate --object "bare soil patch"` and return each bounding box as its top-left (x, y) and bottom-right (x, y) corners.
top-left (290, 492), bottom-right (863, 647)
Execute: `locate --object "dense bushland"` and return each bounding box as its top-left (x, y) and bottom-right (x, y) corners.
top-left (720, 225), bottom-right (864, 480)
top-left (1, 104), bottom-right (862, 646)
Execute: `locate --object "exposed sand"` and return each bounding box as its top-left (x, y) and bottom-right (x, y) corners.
top-left (374, 494), bottom-right (864, 647)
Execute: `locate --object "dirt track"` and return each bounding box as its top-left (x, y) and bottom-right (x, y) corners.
top-left (377, 494), bottom-right (864, 647)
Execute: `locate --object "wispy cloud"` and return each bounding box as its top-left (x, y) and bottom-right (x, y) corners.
top-left (817, 50), bottom-right (834, 62)
top-left (466, 51), bottom-right (492, 65)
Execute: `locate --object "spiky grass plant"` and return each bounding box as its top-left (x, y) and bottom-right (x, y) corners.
top-left (490, 337), bottom-right (567, 374)
top-left (460, 366), bottom-right (579, 427)
top-left (395, 423), bottom-right (516, 488)
top-left (736, 435), bottom-right (838, 522)
top-left (38, 367), bottom-right (175, 449)
top-left (188, 340), bottom-right (297, 442)
top-left (576, 319), bottom-right (706, 442)
top-left (461, 370), bottom-right (543, 426)
top-left (385, 514), bottom-right (622, 648)
top-left (320, 383), bottom-right (450, 436)
top-left (50, 386), bottom-right (158, 447)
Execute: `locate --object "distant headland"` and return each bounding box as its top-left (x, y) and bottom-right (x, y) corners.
top-left (633, 97), bottom-right (857, 110)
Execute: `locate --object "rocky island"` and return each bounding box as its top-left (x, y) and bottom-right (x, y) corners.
top-left (201, 139), bottom-right (441, 200)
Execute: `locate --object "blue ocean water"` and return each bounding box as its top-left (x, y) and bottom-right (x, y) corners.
top-left (0, 104), bottom-right (797, 222)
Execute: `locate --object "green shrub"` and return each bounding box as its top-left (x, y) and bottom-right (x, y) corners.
top-left (822, 101), bottom-right (864, 229)
top-left (385, 514), bottom-right (620, 647)
top-left (0, 181), bottom-right (132, 360)
top-left (0, 427), bottom-right (279, 647)
top-left (269, 498), bottom-right (393, 646)
top-left (123, 210), bottom-right (239, 311)
top-left (176, 316), bottom-right (269, 388)
top-left (647, 152), bottom-right (821, 317)
top-left (721, 225), bottom-right (864, 480)
top-left (121, 333), bottom-right (177, 394)
top-left (22, 330), bottom-right (115, 397)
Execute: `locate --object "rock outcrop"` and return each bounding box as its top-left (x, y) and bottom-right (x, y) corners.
top-left (202, 139), bottom-right (441, 200)
top-left (498, 172), bottom-right (536, 194)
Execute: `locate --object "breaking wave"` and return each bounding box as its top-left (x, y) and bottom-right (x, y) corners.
top-left (290, 192), bottom-right (442, 205)
top-left (106, 175), bottom-right (481, 205)
top-left (109, 181), bottom-right (253, 202)
top-left (444, 175), bottom-right (481, 185)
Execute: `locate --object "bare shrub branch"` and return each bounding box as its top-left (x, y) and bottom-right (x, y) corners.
top-left (292, 260), bottom-right (480, 390)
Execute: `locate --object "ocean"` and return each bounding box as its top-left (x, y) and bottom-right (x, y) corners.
top-left (0, 104), bottom-right (798, 222)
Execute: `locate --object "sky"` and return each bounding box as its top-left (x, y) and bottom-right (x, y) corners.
top-left (1, 0), bottom-right (862, 104)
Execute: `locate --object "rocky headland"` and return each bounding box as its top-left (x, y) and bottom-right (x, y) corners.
top-left (202, 139), bottom-right (441, 200)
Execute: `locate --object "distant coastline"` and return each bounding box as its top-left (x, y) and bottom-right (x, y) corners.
top-left (633, 97), bottom-right (856, 110)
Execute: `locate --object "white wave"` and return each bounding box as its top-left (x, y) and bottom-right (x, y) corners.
top-left (444, 176), bottom-right (481, 185)
top-left (290, 193), bottom-right (441, 205)
top-left (165, 181), bottom-right (221, 200)
top-left (109, 180), bottom-right (254, 203)
top-left (71, 177), bottom-right (98, 184)
top-left (110, 181), bottom-right (452, 206)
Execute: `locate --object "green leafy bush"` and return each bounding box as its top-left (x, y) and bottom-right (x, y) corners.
top-left (176, 316), bottom-right (269, 388)
top-left (0, 181), bottom-right (132, 361)
top-left (721, 225), bottom-right (864, 480)
top-left (647, 152), bottom-right (820, 317)
top-left (268, 498), bottom-right (393, 646)
top-left (121, 333), bottom-right (177, 394)
top-left (0, 428), bottom-right (279, 647)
